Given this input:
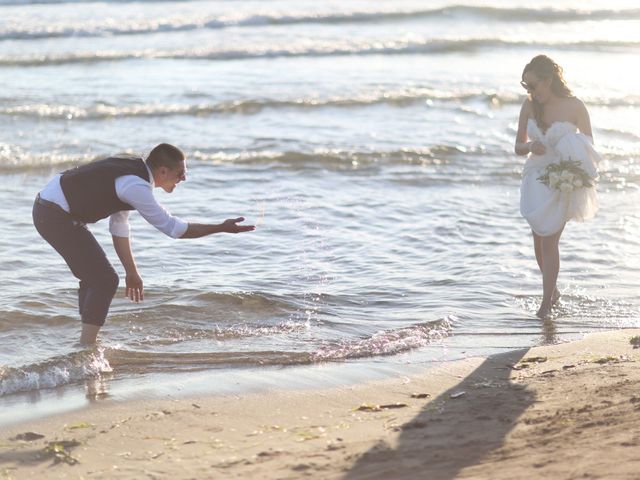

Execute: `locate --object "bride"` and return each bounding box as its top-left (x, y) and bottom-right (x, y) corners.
top-left (514, 55), bottom-right (599, 318)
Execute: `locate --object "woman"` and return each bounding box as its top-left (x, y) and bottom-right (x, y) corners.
top-left (514, 55), bottom-right (599, 318)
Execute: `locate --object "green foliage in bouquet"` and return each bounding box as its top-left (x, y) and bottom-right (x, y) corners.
top-left (537, 158), bottom-right (594, 193)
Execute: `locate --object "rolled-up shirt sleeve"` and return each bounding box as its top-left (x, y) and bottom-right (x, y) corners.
top-left (115, 176), bottom-right (188, 238)
top-left (109, 210), bottom-right (131, 237)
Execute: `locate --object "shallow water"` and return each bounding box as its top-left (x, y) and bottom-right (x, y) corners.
top-left (1, 0), bottom-right (639, 423)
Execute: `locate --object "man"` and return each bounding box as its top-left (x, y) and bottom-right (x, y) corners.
top-left (32, 143), bottom-right (254, 344)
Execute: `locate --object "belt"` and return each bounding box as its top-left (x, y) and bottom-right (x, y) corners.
top-left (35, 194), bottom-right (83, 224)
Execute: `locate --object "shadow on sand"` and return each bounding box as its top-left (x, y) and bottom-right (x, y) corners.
top-left (343, 348), bottom-right (533, 480)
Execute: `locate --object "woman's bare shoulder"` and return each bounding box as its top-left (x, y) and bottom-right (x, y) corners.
top-left (566, 96), bottom-right (587, 111)
top-left (566, 96), bottom-right (589, 122)
top-left (519, 97), bottom-right (533, 116)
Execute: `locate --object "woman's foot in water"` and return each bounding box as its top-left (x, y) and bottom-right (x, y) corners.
top-left (537, 301), bottom-right (552, 319)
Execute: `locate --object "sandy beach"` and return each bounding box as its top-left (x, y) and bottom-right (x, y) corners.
top-left (1, 329), bottom-right (640, 479)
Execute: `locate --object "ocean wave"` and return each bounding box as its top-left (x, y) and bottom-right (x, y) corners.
top-left (598, 127), bottom-right (640, 142)
top-left (3, 38), bottom-right (639, 67)
top-left (2, 5), bottom-right (639, 40)
top-left (311, 316), bottom-right (454, 361)
top-left (3, 143), bottom-right (638, 181)
top-left (109, 290), bottom-right (316, 341)
top-left (191, 146), bottom-right (477, 167)
top-left (0, 348), bottom-right (112, 396)
top-left (0, 137), bottom-right (486, 173)
top-left (139, 290), bottom-right (300, 315)
top-left (0, 143), bottom-right (93, 172)
top-left (107, 317), bottom-right (453, 370)
top-left (0, 311), bottom-right (75, 332)
top-left (3, 93), bottom-right (637, 123)
top-left (0, 148), bottom-right (422, 175)
top-left (129, 321), bottom-right (311, 346)
top-left (0, 317), bottom-right (453, 396)
top-left (0, 92), bottom-right (515, 120)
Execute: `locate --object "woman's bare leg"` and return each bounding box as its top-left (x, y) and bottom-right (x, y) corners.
top-left (537, 226), bottom-right (564, 318)
top-left (533, 231), bottom-right (543, 271)
top-left (533, 231), bottom-right (560, 309)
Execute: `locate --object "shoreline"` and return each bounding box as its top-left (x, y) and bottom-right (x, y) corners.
top-left (0, 320), bottom-right (608, 430)
top-left (2, 329), bottom-right (640, 479)
top-left (0, 346), bottom-right (454, 430)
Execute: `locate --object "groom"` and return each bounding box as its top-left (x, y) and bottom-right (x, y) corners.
top-left (32, 143), bottom-right (255, 344)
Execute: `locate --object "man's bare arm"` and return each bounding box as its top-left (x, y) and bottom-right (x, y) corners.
top-left (112, 235), bottom-right (144, 302)
top-left (180, 217), bottom-right (255, 239)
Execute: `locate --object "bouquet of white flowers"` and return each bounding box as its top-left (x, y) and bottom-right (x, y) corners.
top-left (537, 158), bottom-right (594, 193)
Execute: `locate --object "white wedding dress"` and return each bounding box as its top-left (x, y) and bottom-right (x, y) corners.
top-left (520, 119), bottom-right (599, 236)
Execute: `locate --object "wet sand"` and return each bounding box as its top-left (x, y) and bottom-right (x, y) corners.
top-left (2, 329), bottom-right (640, 479)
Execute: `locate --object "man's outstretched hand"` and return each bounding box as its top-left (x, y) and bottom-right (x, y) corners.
top-left (222, 217), bottom-right (256, 233)
top-left (181, 218), bottom-right (256, 238)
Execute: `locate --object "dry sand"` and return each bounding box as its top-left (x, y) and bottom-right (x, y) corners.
top-left (2, 329), bottom-right (640, 480)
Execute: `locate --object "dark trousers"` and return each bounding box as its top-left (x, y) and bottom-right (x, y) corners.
top-left (32, 198), bottom-right (119, 326)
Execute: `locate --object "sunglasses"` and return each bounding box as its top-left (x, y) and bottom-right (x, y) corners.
top-left (520, 80), bottom-right (539, 93)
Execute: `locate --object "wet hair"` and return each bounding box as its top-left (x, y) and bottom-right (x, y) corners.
top-left (145, 143), bottom-right (185, 170)
top-left (522, 55), bottom-right (573, 131)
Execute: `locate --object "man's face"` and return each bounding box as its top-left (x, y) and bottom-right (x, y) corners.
top-left (159, 160), bottom-right (187, 193)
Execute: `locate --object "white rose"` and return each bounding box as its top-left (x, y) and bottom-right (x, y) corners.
top-left (549, 172), bottom-right (560, 184)
top-left (560, 170), bottom-right (572, 180)
top-left (573, 179), bottom-right (583, 188)
top-left (559, 183), bottom-right (573, 193)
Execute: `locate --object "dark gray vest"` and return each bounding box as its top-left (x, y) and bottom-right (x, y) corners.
top-left (60, 156), bottom-right (150, 223)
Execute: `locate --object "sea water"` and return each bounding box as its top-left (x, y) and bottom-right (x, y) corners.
top-left (1, 0), bottom-right (639, 425)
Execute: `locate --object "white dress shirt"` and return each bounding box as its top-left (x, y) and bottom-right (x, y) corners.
top-left (39, 164), bottom-right (188, 239)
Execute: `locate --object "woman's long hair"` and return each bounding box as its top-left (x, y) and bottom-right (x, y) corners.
top-left (522, 55), bottom-right (573, 131)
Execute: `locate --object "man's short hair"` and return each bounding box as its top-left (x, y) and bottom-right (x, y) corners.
top-left (146, 143), bottom-right (185, 170)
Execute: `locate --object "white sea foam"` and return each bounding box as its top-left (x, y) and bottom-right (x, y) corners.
top-left (2, 38), bottom-right (639, 66)
top-left (1, 5), bottom-right (639, 40)
top-left (0, 349), bottom-right (112, 397)
top-left (311, 317), bottom-right (454, 362)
